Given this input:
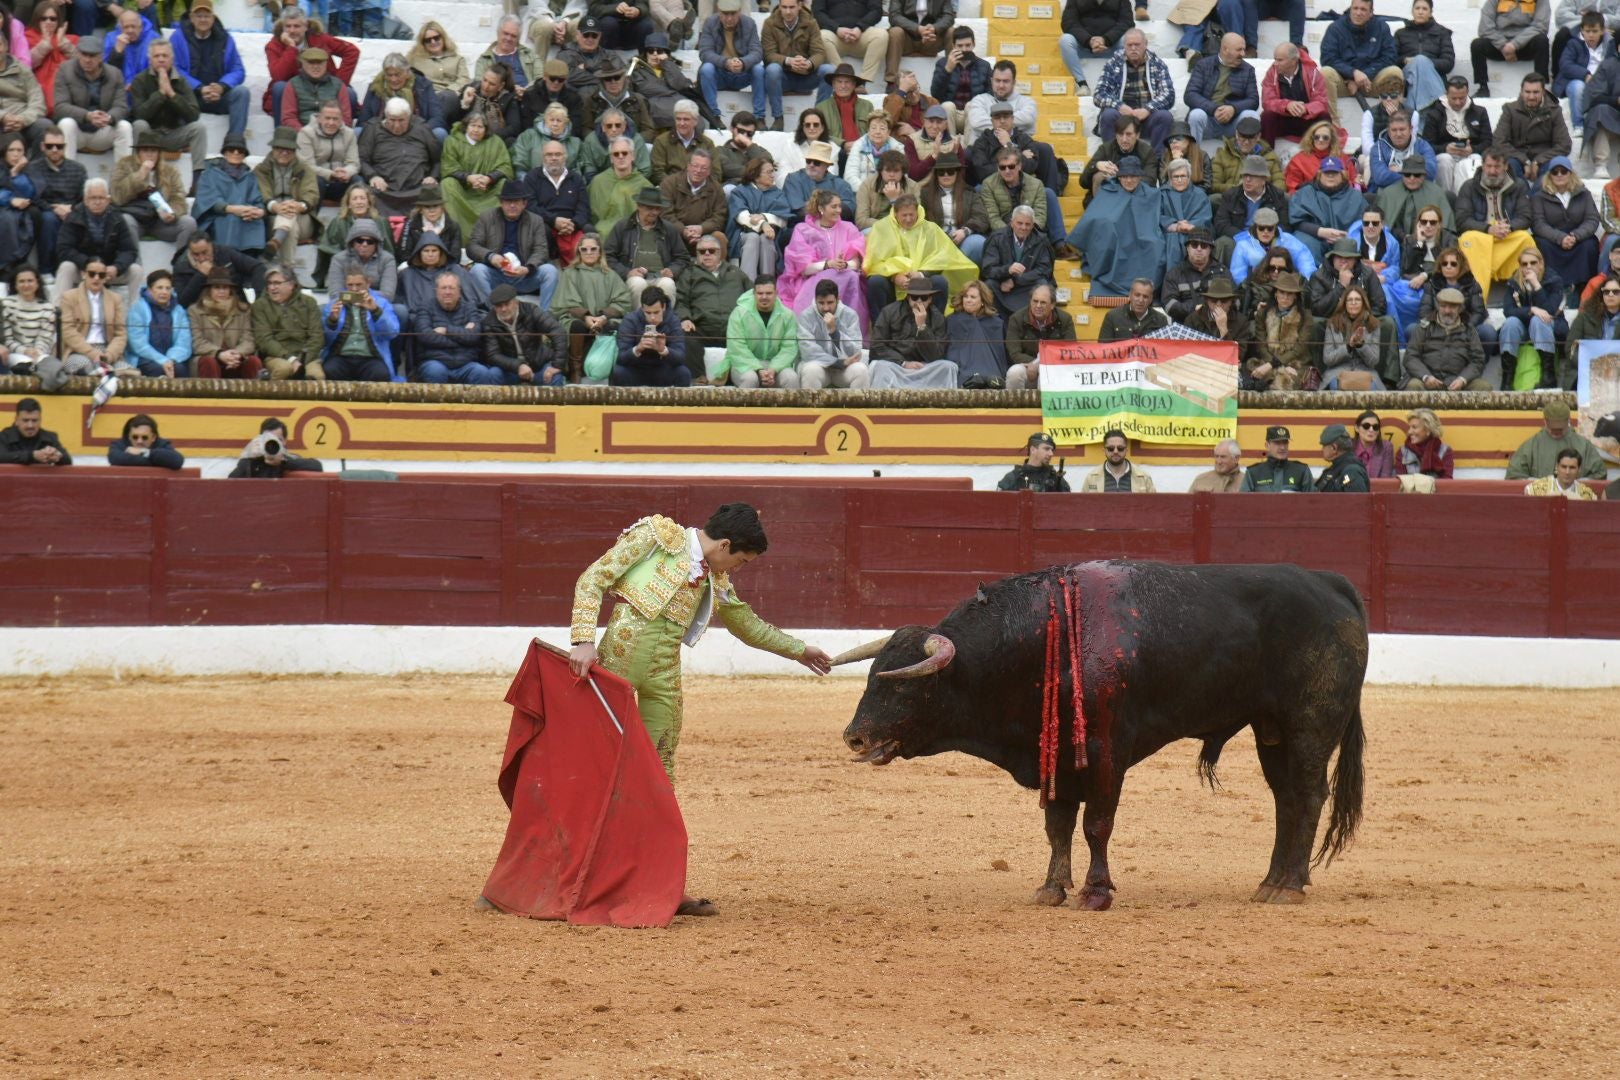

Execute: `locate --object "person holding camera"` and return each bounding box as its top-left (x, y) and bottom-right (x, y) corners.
top-left (228, 417), bottom-right (325, 478)
top-left (320, 268), bottom-right (401, 382)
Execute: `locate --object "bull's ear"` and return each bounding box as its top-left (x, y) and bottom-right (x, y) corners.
top-left (829, 634), bottom-right (893, 666)
top-left (974, 584), bottom-right (989, 604)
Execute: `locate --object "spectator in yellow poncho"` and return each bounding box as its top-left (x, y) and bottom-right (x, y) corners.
top-left (863, 193), bottom-right (979, 316)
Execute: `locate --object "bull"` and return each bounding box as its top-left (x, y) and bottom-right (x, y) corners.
top-left (837, 561), bottom-right (1366, 910)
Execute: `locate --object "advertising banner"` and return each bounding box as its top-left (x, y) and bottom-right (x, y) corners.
top-left (1038, 337), bottom-right (1240, 446)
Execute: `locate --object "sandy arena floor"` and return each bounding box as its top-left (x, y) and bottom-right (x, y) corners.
top-left (2, 674), bottom-right (1617, 1078)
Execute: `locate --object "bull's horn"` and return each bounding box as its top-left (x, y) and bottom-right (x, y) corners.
top-left (829, 635), bottom-right (893, 666)
top-left (877, 634), bottom-right (956, 680)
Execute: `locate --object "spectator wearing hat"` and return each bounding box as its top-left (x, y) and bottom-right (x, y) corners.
top-left (1231, 205), bottom-right (1316, 284)
top-left (525, 136), bottom-right (590, 265)
top-left (1081, 429), bottom-right (1156, 493)
top-left (170, 0), bottom-right (249, 140)
top-left (607, 186), bottom-right (688, 305)
top-left (1069, 156), bottom-right (1163, 297)
top-left (1403, 284), bottom-right (1491, 390)
top-left (917, 150), bottom-right (986, 262)
top-left (932, 24), bottom-right (990, 133)
top-left (1186, 274), bottom-right (1259, 365)
top-left (555, 16), bottom-right (616, 96)
top-left (1098, 277), bottom-right (1168, 342)
top-left (698, 0), bottom-right (766, 122)
top-left (1092, 29), bottom-right (1175, 150)
top-left (795, 278), bottom-right (869, 389)
top-left (764, 0), bottom-right (834, 129)
top-left (480, 282), bottom-right (569, 385)
top-left (470, 180), bottom-right (562, 309)
top-left (713, 275), bottom-right (802, 388)
top-left (527, 57), bottom-right (588, 136)
top-left (869, 272), bottom-right (957, 389)
top-left (884, 0), bottom-right (955, 97)
top-left (614, 284), bottom-right (690, 386)
top-left (1260, 42), bottom-right (1331, 147)
top-left (263, 7), bottom-right (360, 124)
top-left (1241, 424), bottom-right (1313, 492)
top-left (126, 268), bottom-right (192, 378)
top-left (816, 62), bottom-right (875, 152)
top-left (1377, 150), bottom-right (1452, 239)
top-left (1530, 154), bottom-right (1600, 292)
top-left (476, 15), bottom-right (542, 89)
top-left (297, 99), bottom-right (361, 204)
top-left (1319, 0), bottom-right (1402, 111)
top-left (1213, 154), bottom-right (1289, 266)
top-left (901, 103), bottom-right (960, 180)
top-left (357, 97), bottom-right (442, 217)
top-left (110, 129), bottom-right (196, 250)
top-left (173, 232), bottom-right (262, 309)
top-left (1211, 114), bottom-right (1283, 194)
top-left (326, 217), bottom-right (398, 299)
top-left (587, 132), bottom-right (652, 234)
top-left (1189, 439), bottom-right (1245, 493)
top-left (278, 46), bottom-right (352, 131)
top-left (1161, 227), bottom-right (1227, 320)
top-left (1248, 270), bottom-right (1316, 390)
top-left (650, 99), bottom-right (715, 184)
top-left (632, 34), bottom-right (706, 133)
top-left (1506, 398), bottom-right (1609, 480)
top-left (997, 431), bottom-right (1069, 492)
top-left (254, 125), bottom-right (319, 268)
top-left (416, 274), bottom-right (510, 385)
top-left (1421, 76), bottom-right (1491, 194)
top-left (659, 145), bottom-right (725, 253)
top-left (1367, 108), bottom-right (1437, 195)
top-left (1315, 424), bottom-right (1371, 492)
top-left (814, 0), bottom-right (887, 86)
top-left (1004, 284), bottom-right (1075, 390)
top-left (251, 265), bottom-right (325, 380)
top-left (321, 265), bottom-right (402, 382)
top-left (581, 61), bottom-right (654, 140)
top-left (359, 53), bottom-right (447, 140)
top-left (129, 39), bottom-right (207, 189)
top-left (194, 134), bottom-right (266, 253)
top-left (1471, 0), bottom-right (1551, 98)
top-left (1184, 32), bottom-right (1261, 145)
top-left (52, 35), bottom-right (132, 159)
top-left (189, 265), bottom-right (261, 380)
top-left (783, 138), bottom-right (855, 223)
top-left (1287, 156), bottom-right (1367, 262)
top-left (1284, 118), bottom-right (1357, 193)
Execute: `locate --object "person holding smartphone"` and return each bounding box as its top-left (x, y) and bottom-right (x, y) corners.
top-left (612, 285), bottom-right (689, 386)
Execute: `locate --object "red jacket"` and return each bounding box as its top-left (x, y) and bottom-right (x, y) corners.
top-left (262, 29), bottom-right (360, 112)
top-left (1260, 50), bottom-right (1330, 124)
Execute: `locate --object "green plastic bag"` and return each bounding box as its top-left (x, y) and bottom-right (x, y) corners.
top-left (583, 334), bottom-right (618, 381)
top-left (1512, 343), bottom-right (1541, 391)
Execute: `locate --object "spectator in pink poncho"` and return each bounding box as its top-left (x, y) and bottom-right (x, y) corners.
top-left (780, 187), bottom-right (868, 333)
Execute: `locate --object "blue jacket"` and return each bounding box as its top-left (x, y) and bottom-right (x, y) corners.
top-left (616, 305), bottom-right (687, 367)
top-left (1347, 221), bottom-right (1405, 291)
top-left (1367, 133), bottom-right (1438, 193)
top-left (1231, 229), bottom-right (1318, 285)
top-left (1093, 52), bottom-right (1176, 112)
top-left (413, 295), bottom-right (484, 369)
top-left (1183, 55), bottom-right (1259, 115)
top-left (1556, 34), bottom-right (1615, 96)
top-left (1320, 14), bottom-right (1398, 80)
top-left (104, 22), bottom-right (162, 84)
top-left (169, 21), bottom-right (246, 90)
top-left (127, 289), bottom-right (193, 368)
top-left (358, 71), bottom-right (446, 130)
top-left (323, 291), bottom-right (403, 380)
top-left (698, 14), bottom-right (763, 70)
top-left (783, 168), bottom-right (855, 214)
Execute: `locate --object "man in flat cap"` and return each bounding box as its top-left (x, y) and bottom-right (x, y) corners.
top-left (1315, 424), bottom-right (1371, 492)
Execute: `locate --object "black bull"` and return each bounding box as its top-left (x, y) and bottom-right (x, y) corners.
top-left (838, 561), bottom-right (1367, 909)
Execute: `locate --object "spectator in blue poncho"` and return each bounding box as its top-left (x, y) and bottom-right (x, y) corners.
top-left (1068, 158), bottom-right (1164, 297)
top-left (193, 134), bottom-right (267, 253)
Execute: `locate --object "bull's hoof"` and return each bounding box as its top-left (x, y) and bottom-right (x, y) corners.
top-left (1251, 884), bottom-right (1306, 904)
top-left (1078, 888), bottom-right (1114, 911)
top-left (676, 896), bottom-right (719, 917)
top-left (1032, 885), bottom-right (1068, 907)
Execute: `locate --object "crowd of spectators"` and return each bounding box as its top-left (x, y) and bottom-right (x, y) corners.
top-left (1, 0), bottom-right (1620, 394)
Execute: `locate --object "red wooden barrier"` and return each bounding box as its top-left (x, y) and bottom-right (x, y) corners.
top-left (1, 476), bottom-right (1614, 638)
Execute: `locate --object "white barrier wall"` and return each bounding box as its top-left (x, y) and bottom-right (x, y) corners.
top-left (3, 625), bottom-right (1617, 687)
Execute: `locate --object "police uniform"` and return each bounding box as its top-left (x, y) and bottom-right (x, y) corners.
top-left (1240, 424), bottom-right (1314, 493)
top-left (997, 432), bottom-right (1071, 492)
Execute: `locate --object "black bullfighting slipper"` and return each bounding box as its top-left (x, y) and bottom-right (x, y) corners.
top-left (676, 896), bottom-right (719, 916)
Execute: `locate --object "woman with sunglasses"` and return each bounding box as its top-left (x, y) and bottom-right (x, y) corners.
top-left (1563, 279), bottom-right (1620, 390)
top-left (24, 3), bottom-right (73, 113)
top-left (1529, 154), bottom-right (1599, 306)
top-left (1388, 203), bottom-right (1455, 331)
top-left (1499, 248), bottom-right (1566, 389)
top-left (323, 218), bottom-right (396, 301)
top-left (1284, 119), bottom-right (1358, 194)
top-left (1352, 410), bottom-right (1396, 478)
top-left (552, 231), bottom-right (634, 380)
top-left (409, 21), bottom-right (469, 102)
top-left (1418, 245), bottom-right (1496, 354)
top-left (107, 414), bottom-right (184, 470)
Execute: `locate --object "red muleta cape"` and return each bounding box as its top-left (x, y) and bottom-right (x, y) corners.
top-left (480, 640), bottom-right (687, 928)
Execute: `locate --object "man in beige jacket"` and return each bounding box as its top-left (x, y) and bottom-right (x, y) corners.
top-left (1080, 429), bottom-right (1158, 492)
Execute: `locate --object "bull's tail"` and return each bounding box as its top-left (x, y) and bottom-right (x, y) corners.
top-left (1313, 703), bottom-right (1365, 867)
